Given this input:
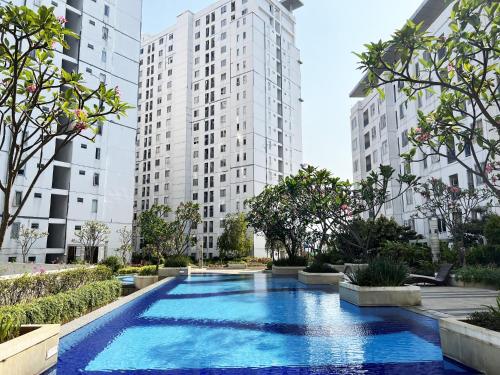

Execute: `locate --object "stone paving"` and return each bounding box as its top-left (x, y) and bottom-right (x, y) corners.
top-left (416, 286), bottom-right (499, 319)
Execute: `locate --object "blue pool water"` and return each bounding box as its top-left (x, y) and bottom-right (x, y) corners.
top-left (52, 274), bottom-right (477, 374)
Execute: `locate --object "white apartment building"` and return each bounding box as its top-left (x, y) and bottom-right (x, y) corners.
top-left (349, 0), bottom-right (499, 241)
top-left (0, 0), bottom-right (142, 263)
top-left (134, 0), bottom-right (303, 258)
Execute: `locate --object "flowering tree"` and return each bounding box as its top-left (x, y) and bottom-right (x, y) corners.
top-left (73, 221), bottom-right (111, 263)
top-left (116, 226), bottom-right (133, 264)
top-left (356, 0), bottom-right (500, 197)
top-left (17, 225), bottom-right (48, 263)
top-left (0, 4), bottom-right (130, 249)
top-left (414, 177), bottom-right (493, 263)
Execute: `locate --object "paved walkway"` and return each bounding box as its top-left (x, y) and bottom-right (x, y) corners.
top-left (416, 286), bottom-right (499, 319)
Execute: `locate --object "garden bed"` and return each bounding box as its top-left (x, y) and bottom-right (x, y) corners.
top-left (134, 275), bottom-right (159, 289)
top-left (439, 318), bottom-right (500, 374)
top-left (298, 270), bottom-right (344, 285)
top-left (339, 282), bottom-right (421, 306)
top-left (227, 263), bottom-right (247, 269)
top-left (0, 324), bottom-right (60, 375)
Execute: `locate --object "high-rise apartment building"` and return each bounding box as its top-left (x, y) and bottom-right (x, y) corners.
top-left (349, 0), bottom-right (498, 240)
top-left (0, 0), bottom-right (142, 263)
top-left (135, 0), bottom-right (303, 258)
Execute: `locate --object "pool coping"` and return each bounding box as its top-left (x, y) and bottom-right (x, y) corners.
top-left (60, 277), bottom-right (174, 337)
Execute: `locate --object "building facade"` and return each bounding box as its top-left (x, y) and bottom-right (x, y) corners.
top-left (349, 0), bottom-right (498, 241)
top-left (134, 0), bottom-right (303, 258)
top-left (0, 0), bottom-right (142, 263)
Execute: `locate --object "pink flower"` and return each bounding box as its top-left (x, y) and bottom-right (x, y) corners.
top-left (74, 108), bottom-right (87, 119)
top-left (449, 186), bottom-right (460, 193)
top-left (51, 41), bottom-right (57, 48)
top-left (115, 86), bottom-right (121, 98)
top-left (447, 63), bottom-right (455, 72)
top-left (57, 16), bottom-right (67, 24)
top-left (27, 84), bottom-right (37, 93)
top-left (485, 163), bottom-right (494, 174)
top-left (39, 267), bottom-right (46, 274)
top-left (74, 121), bottom-right (88, 131)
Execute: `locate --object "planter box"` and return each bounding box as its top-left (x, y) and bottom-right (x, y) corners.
top-left (227, 263), bottom-right (247, 270)
top-left (158, 266), bottom-right (190, 279)
top-left (272, 265), bottom-right (306, 276)
top-left (0, 324), bottom-right (60, 375)
top-left (449, 275), bottom-right (498, 291)
top-left (298, 271), bottom-right (344, 285)
top-left (134, 275), bottom-right (158, 289)
top-left (339, 282), bottom-right (421, 306)
top-left (440, 318), bottom-right (500, 374)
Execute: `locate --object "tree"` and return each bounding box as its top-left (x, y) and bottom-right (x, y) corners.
top-left (73, 221), bottom-right (110, 263)
top-left (413, 177), bottom-right (493, 263)
top-left (138, 205), bottom-right (171, 272)
top-left (165, 202), bottom-right (201, 256)
top-left (0, 4), bottom-right (131, 249)
top-left (356, 0), bottom-right (500, 197)
top-left (17, 225), bottom-right (48, 263)
top-left (116, 226), bottom-right (133, 264)
top-left (217, 213), bottom-right (253, 260)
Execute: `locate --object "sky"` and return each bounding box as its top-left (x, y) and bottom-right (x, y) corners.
top-left (142, 0), bottom-right (423, 181)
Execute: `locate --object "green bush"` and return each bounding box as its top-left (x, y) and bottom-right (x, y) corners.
top-left (0, 279), bottom-right (121, 343)
top-left (138, 265), bottom-right (157, 276)
top-left (466, 296), bottom-right (500, 332)
top-left (100, 256), bottom-right (123, 273)
top-left (379, 241), bottom-right (435, 275)
top-left (266, 261), bottom-right (272, 270)
top-left (455, 266), bottom-right (500, 288)
top-left (304, 262), bottom-right (337, 273)
top-left (314, 251), bottom-right (344, 265)
top-left (164, 255), bottom-right (190, 268)
top-left (347, 258), bottom-right (409, 287)
top-left (118, 266), bottom-right (142, 275)
top-left (440, 242), bottom-right (460, 265)
top-left (0, 266), bottom-right (112, 307)
top-left (273, 256), bottom-right (308, 267)
top-left (484, 215), bottom-right (500, 245)
top-left (466, 245), bottom-right (500, 266)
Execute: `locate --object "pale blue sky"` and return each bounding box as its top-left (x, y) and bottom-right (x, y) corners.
top-left (142, 0), bottom-right (422, 180)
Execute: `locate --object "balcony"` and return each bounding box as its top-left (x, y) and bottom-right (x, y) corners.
top-left (54, 139), bottom-right (72, 163)
top-left (49, 194), bottom-right (69, 219)
top-left (47, 223), bottom-right (66, 249)
top-left (52, 166), bottom-right (71, 190)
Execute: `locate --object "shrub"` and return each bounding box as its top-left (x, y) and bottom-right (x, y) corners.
top-left (314, 251), bottom-right (344, 265)
top-left (100, 256), bottom-right (123, 274)
top-left (347, 258), bottom-right (409, 287)
top-left (0, 266), bottom-right (112, 307)
top-left (304, 262), bottom-right (337, 273)
top-left (273, 256), bottom-right (308, 267)
top-left (138, 265), bottom-right (157, 276)
top-left (455, 266), bottom-right (500, 288)
top-left (242, 257), bottom-right (272, 264)
top-left (0, 279), bottom-right (121, 343)
top-left (484, 215), bottom-right (500, 245)
top-left (466, 244), bottom-right (500, 266)
top-left (466, 296), bottom-right (500, 332)
top-left (118, 266), bottom-right (142, 275)
top-left (266, 261), bottom-right (272, 270)
top-left (164, 255), bottom-right (190, 268)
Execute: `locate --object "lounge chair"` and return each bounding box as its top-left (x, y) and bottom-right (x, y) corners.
top-left (408, 263), bottom-right (453, 286)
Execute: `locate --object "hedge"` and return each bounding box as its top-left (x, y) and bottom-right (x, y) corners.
top-left (0, 279), bottom-right (121, 343)
top-left (164, 255), bottom-right (190, 268)
top-left (455, 266), bottom-right (500, 289)
top-left (0, 266), bottom-right (113, 307)
top-left (118, 266), bottom-right (153, 275)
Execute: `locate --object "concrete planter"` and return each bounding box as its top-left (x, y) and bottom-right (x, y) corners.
top-left (298, 270), bottom-right (344, 285)
top-left (440, 318), bottom-right (500, 374)
top-left (272, 265), bottom-right (306, 276)
top-left (339, 282), bottom-right (421, 306)
top-left (133, 275), bottom-right (158, 289)
top-left (227, 263), bottom-right (247, 269)
top-left (343, 263), bottom-right (369, 272)
top-left (0, 324), bottom-right (60, 375)
top-left (158, 266), bottom-right (190, 279)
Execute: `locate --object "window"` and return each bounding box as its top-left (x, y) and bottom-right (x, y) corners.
top-left (93, 173), bottom-right (100, 186)
top-left (77, 197), bottom-right (84, 203)
top-left (364, 132), bottom-right (370, 150)
top-left (401, 130), bottom-right (409, 147)
top-left (379, 114), bottom-right (386, 131)
top-left (101, 50), bottom-right (107, 63)
top-left (95, 148), bottom-right (101, 160)
top-left (11, 222), bottom-right (20, 239)
top-left (365, 155), bottom-right (372, 172)
top-left (34, 192), bottom-right (42, 198)
top-left (102, 27), bottom-right (109, 40)
top-left (363, 110), bottom-right (369, 126)
top-left (13, 191), bottom-right (22, 207)
top-left (104, 4), bottom-right (110, 16)
top-left (91, 199), bottom-right (98, 213)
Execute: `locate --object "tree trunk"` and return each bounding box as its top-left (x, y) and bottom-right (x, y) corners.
top-left (0, 189), bottom-right (12, 250)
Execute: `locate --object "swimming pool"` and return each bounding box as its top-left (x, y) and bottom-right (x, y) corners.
top-left (51, 274), bottom-right (477, 374)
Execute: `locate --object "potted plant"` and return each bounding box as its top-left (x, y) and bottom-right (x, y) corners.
top-left (439, 296), bottom-right (500, 374)
top-left (159, 256), bottom-right (191, 278)
top-left (298, 262), bottom-right (344, 285)
top-left (133, 266), bottom-right (158, 289)
top-left (339, 258), bottom-right (421, 306)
